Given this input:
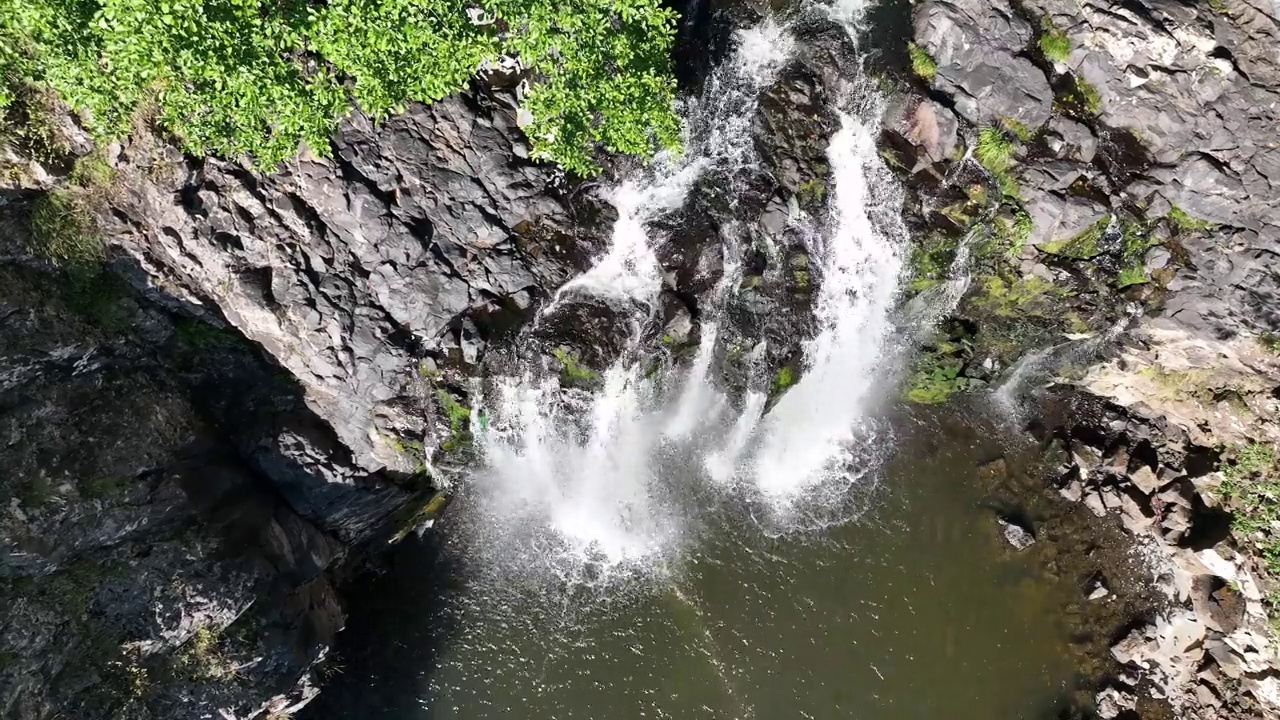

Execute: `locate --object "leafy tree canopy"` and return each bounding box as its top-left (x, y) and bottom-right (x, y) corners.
top-left (0, 0), bottom-right (681, 174)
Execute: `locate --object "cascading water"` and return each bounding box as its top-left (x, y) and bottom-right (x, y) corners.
top-left (309, 5), bottom-right (1097, 717)
top-left (463, 0), bottom-right (906, 582)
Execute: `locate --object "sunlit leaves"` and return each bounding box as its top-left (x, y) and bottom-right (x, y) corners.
top-left (0, 0), bottom-right (681, 174)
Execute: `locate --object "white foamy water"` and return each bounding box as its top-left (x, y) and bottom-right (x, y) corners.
top-left (749, 101), bottom-right (906, 503)
top-left (464, 2), bottom-right (907, 578)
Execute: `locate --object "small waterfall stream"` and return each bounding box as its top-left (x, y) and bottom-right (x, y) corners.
top-left (464, 0), bottom-right (907, 580)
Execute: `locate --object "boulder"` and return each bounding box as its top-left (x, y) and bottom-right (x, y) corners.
top-left (913, 0), bottom-right (1054, 130)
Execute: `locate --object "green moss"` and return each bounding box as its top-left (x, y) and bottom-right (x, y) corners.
top-left (1037, 19), bottom-right (1071, 63)
top-left (1167, 205), bottom-right (1215, 234)
top-left (796, 177), bottom-right (826, 207)
top-left (28, 191), bottom-right (102, 266)
top-left (1207, 0), bottom-right (1232, 15)
top-left (552, 347), bottom-right (599, 387)
top-left (1074, 76), bottom-right (1103, 114)
top-left (908, 42), bottom-right (938, 82)
top-left (907, 233), bottom-right (959, 292)
top-left (970, 275), bottom-right (1064, 317)
top-left (68, 148), bottom-right (115, 189)
top-left (999, 116), bottom-right (1035, 142)
top-left (904, 355), bottom-right (971, 404)
top-left (772, 366), bottom-right (798, 398)
top-left (1116, 265), bottom-right (1148, 288)
top-left (436, 390), bottom-right (472, 453)
top-left (79, 474), bottom-right (130, 500)
top-left (1039, 218), bottom-right (1106, 259)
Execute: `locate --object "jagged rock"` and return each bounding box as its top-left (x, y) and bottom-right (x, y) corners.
top-left (1128, 465), bottom-right (1163, 495)
top-left (1044, 117), bottom-right (1097, 164)
top-left (1095, 686), bottom-right (1136, 719)
top-left (999, 518), bottom-right (1036, 550)
top-left (100, 89), bottom-right (592, 480)
top-left (881, 94), bottom-right (960, 172)
top-left (1111, 611), bottom-right (1207, 696)
top-left (1023, 193), bottom-right (1108, 248)
top-left (1071, 442), bottom-right (1103, 476)
top-left (913, 0), bottom-right (1054, 130)
top-left (0, 264), bottom-right (348, 719)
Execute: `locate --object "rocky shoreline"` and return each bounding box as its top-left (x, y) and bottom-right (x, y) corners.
top-left (1, 0), bottom-right (1278, 717)
top-left (880, 0), bottom-right (1280, 716)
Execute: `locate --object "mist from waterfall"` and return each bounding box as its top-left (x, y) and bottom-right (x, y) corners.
top-left (461, 0), bottom-right (907, 584)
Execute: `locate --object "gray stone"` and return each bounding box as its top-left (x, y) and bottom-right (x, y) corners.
top-left (1128, 465), bottom-right (1163, 494)
top-left (1024, 192), bottom-right (1108, 248)
top-left (913, 0), bottom-right (1054, 130)
top-left (999, 518), bottom-right (1036, 550)
top-left (882, 94), bottom-right (961, 170)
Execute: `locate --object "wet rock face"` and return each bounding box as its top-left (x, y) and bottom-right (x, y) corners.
top-left (103, 88), bottom-right (596, 478)
top-left (907, 0), bottom-right (1280, 340)
top-left (0, 264), bottom-right (350, 719)
top-left (913, 0), bottom-right (1054, 131)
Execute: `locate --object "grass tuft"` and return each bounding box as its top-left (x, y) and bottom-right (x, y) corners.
top-left (1038, 20), bottom-right (1071, 63)
top-left (28, 191), bottom-right (101, 266)
top-left (908, 43), bottom-right (938, 82)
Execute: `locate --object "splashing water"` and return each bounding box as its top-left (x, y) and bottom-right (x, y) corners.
top-left (464, 2), bottom-right (907, 582)
top-left (749, 101), bottom-right (906, 504)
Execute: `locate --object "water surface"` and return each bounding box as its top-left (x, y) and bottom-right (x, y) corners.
top-left (306, 412), bottom-right (1082, 720)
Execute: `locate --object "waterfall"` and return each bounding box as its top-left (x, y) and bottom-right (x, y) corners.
top-left (749, 104), bottom-right (906, 504)
top-left (461, 0), bottom-right (906, 582)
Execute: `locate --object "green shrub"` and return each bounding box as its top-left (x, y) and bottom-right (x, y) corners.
top-left (552, 347), bottom-right (598, 387)
top-left (974, 127), bottom-right (1014, 172)
top-left (908, 42), bottom-right (937, 82)
top-left (28, 190), bottom-right (101, 264)
top-left (1074, 76), bottom-right (1102, 114)
top-left (1038, 20), bottom-right (1070, 63)
top-left (0, 0), bottom-right (680, 174)
top-left (1167, 205), bottom-right (1215, 234)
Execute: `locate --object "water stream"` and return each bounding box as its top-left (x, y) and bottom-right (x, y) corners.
top-left (303, 1), bottom-right (1093, 717)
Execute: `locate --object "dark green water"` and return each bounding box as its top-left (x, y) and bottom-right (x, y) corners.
top-left (306, 410), bottom-right (1091, 720)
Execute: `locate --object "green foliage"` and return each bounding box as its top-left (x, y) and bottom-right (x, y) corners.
top-left (970, 275), bottom-right (1063, 317)
top-left (1261, 333), bottom-right (1280, 354)
top-left (1220, 443), bottom-right (1280, 573)
top-left (176, 625), bottom-right (237, 681)
top-left (908, 42), bottom-right (937, 82)
top-left (773, 365), bottom-right (796, 394)
top-left (974, 126), bottom-right (1020, 198)
top-left (1039, 218), bottom-right (1106, 259)
top-left (173, 317), bottom-right (241, 351)
top-left (28, 190), bottom-right (101, 265)
top-left (905, 356), bottom-right (971, 404)
top-left (0, 0), bottom-right (680, 174)
top-left (1038, 19), bottom-right (1071, 63)
top-left (974, 127), bottom-right (1014, 171)
top-left (1166, 205), bottom-right (1215, 234)
top-left (1074, 76), bottom-right (1103, 114)
top-left (552, 347), bottom-right (598, 387)
top-left (999, 116), bottom-right (1034, 142)
top-left (1207, 0), bottom-right (1232, 15)
top-left (992, 210), bottom-right (1033, 258)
